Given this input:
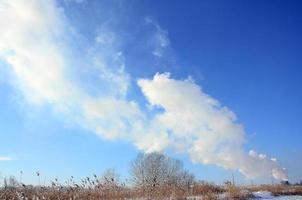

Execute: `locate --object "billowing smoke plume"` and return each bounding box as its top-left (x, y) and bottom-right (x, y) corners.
top-left (138, 73), bottom-right (287, 180)
top-left (0, 0), bottom-right (287, 181)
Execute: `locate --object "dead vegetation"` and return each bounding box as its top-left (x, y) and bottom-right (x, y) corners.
top-left (191, 181), bottom-right (223, 198)
top-left (0, 153), bottom-right (301, 199)
top-left (1, 178), bottom-right (302, 200)
top-left (226, 185), bottom-right (253, 200)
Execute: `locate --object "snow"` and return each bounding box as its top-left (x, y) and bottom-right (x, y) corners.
top-left (187, 191), bottom-right (302, 200)
top-left (258, 196), bottom-right (302, 200)
top-left (253, 191), bottom-right (274, 199)
top-left (252, 191), bottom-right (302, 200)
top-left (128, 191), bottom-right (302, 200)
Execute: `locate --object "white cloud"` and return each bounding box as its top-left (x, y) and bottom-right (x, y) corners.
top-left (138, 73), bottom-right (288, 180)
top-left (93, 26), bottom-right (130, 97)
top-left (0, 0), bottom-right (74, 105)
top-left (0, 0), bottom-right (135, 140)
top-left (0, 157), bottom-right (12, 161)
top-left (95, 31), bottom-right (115, 45)
top-left (64, 0), bottom-right (85, 5)
top-left (145, 17), bottom-right (170, 58)
top-left (81, 97), bottom-right (143, 140)
top-left (153, 28), bottom-right (170, 57)
top-left (92, 52), bottom-right (130, 97)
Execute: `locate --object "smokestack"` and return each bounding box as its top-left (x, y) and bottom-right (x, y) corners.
top-left (232, 173), bottom-right (235, 186)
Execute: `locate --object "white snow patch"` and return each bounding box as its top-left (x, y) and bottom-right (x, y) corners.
top-left (253, 191), bottom-right (274, 199)
top-left (252, 191), bottom-right (302, 200)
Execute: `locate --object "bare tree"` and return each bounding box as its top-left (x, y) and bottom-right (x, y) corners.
top-left (130, 152), bottom-right (194, 197)
top-left (3, 176), bottom-right (18, 189)
top-left (100, 168), bottom-right (120, 189)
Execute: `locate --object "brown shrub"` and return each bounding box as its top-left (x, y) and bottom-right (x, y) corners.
top-left (226, 185), bottom-right (253, 200)
top-left (191, 182), bottom-right (223, 199)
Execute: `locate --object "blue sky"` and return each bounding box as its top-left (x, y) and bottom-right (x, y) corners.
top-left (0, 0), bottom-right (302, 185)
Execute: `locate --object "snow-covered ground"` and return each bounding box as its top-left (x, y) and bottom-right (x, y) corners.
top-left (186, 191), bottom-right (302, 200)
top-left (252, 191), bottom-right (302, 200)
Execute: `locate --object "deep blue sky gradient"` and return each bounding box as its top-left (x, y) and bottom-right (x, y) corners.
top-left (0, 0), bottom-right (302, 184)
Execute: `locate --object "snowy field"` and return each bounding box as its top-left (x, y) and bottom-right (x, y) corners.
top-left (186, 191), bottom-right (302, 200)
top-left (252, 191), bottom-right (302, 200)
top-left (253, 195), bottom-right (302, 199)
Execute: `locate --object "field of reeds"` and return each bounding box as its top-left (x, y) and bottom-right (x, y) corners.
top-left (1, 181), bottom-right (302, 200)
top-left (1, 152), bottom-right (301, 199)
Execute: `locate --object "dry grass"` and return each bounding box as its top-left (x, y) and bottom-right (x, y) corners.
top-left (192, 182), bottom-right (224, 198)
top-left (0, 185), bottom-right (132, 200)
top-left (1, 163), bottom-right (301, 200)
top-left (0, 184), bottom-right (191, 200)
top-left (226, 185), bottom-right (253, 200)
top-left (0, 181), bottom-right (224, 200)
top-left (2, 183), bottom-right (302, 199)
